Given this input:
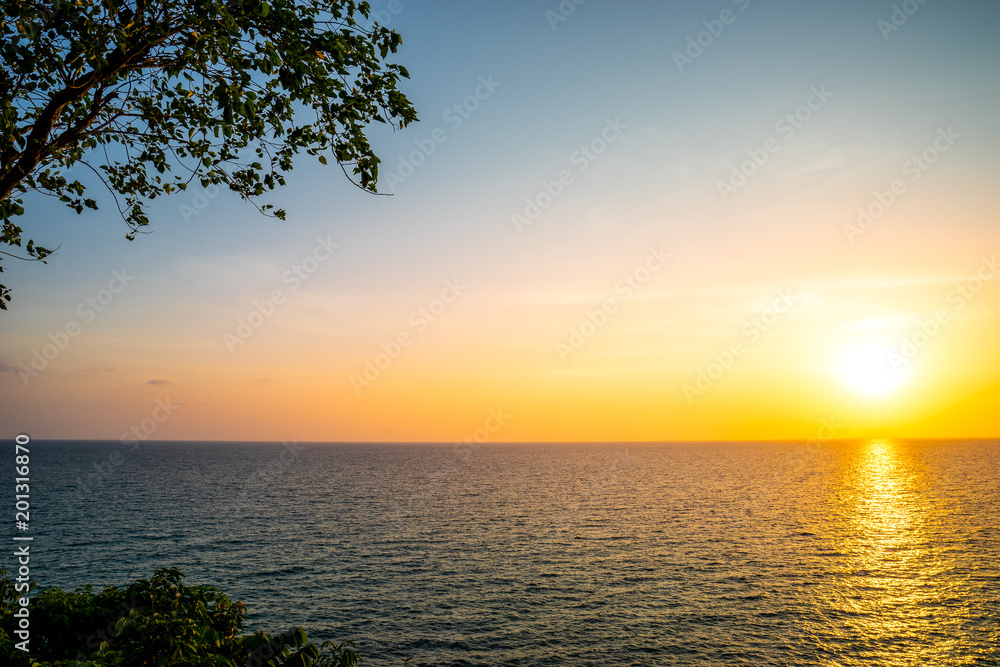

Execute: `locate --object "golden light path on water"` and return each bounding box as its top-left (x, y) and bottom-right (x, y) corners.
top-left (816, 439), bottom-right (979, 666)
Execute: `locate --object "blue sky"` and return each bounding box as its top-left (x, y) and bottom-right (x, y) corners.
top-left (2, 0), bottom-right (999, 441)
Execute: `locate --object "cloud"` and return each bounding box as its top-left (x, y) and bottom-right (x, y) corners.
top-left (147, 379), bottom-right (171, 385)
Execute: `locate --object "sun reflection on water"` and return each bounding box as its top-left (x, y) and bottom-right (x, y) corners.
top-left (822, 439), bottom-right (971, 666)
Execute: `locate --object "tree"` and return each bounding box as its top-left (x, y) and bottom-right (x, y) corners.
top-left (0, 0), bottom-right (417, 308)
top-left (0, 566), bottom-right (365, 666)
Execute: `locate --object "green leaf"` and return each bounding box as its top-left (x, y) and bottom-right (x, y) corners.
top-left (0, 0), bottom-right (417, 309)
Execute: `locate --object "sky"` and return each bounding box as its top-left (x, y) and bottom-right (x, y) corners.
top-left (2, 0), bottom-right (999, 443)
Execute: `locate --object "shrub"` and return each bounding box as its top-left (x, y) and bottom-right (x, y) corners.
top-left (0, 567), bottom-right (361, 667)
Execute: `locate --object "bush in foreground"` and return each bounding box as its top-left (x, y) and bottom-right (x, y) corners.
top-left (0, 567), bottom-right (360, 666)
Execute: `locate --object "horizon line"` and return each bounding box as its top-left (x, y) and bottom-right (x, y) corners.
top-left (21, 436), bottom-right (1000, 445)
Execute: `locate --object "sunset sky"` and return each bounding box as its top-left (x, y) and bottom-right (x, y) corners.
top-left (2, 0), bottom-right (999, 442)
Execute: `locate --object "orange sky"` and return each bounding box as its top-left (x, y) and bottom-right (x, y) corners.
top-left (2, 2), bottom-right (999, 442)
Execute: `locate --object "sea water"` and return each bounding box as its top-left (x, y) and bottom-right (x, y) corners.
top-left (18, 439), bottom-right (1000, 665)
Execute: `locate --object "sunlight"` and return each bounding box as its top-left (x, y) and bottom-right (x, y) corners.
top-left (837, 341), bottom-right (908, 398)
top-left (821, 438), bottom-right (969, 665)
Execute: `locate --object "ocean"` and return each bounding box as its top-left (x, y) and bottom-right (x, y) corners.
top-left (17, 439), bottom-right (1000, 665)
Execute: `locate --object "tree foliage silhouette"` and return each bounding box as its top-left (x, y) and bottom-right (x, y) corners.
top-left (0, 0), bottom-right (416, 308)
top-left (1, 567), bottom-right (365, 666)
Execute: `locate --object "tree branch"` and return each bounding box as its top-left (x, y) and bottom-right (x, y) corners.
top-left (0, 28), bottom-right (182, 200)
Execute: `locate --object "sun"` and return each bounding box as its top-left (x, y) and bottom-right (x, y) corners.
top-left (837, 342), bottom-right (907, 397)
